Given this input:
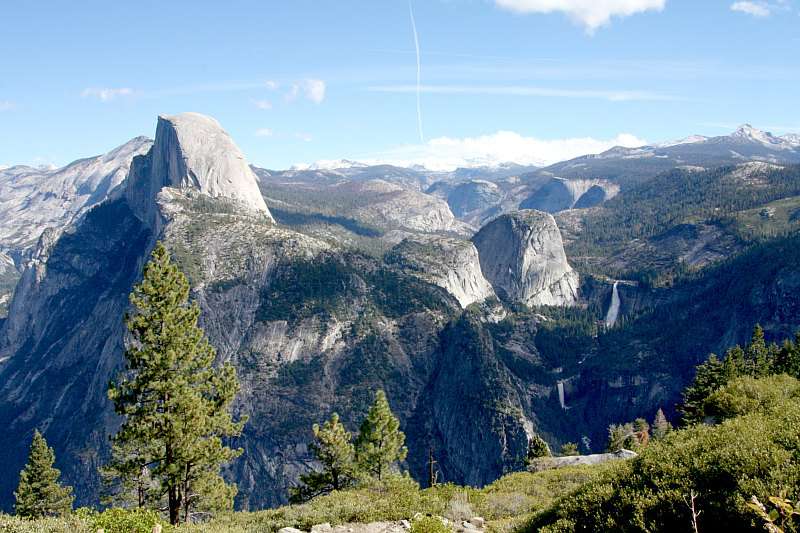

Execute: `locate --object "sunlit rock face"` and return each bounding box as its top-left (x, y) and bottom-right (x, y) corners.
top-left (126, 112), bottom-right (272, 228)
top-left (472, 210), bottom-right (578, 307)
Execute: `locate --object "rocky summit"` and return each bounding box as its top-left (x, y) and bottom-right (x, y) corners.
top-left (126, 112), bottom-right (272, 229)
top-left (472, 210), bottom-right (579, 307)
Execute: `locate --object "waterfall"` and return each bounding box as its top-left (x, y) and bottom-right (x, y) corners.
top-left (604, 281), bottom-right (621, 328)
top-left (557, 381), bottom-right (566, 410)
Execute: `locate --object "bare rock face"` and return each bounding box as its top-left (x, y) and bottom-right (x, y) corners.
top-left (0, 136), bottom-right (152, 255)
top-left (521, 177), bottom-right (619, 213)
top-left (472, 210), bottom-right (578, 307)
top-left (126, 112), bottom-right (272, 228)
top-left (387, 236), bottom-right (495, 308)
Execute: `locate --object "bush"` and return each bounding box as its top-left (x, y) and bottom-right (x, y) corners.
top-left (410, 515), bottom-right (451, 533)
top-left (0, 514), bottom-right (91, 533)
top-left (703, 374), bottom-right (800, 422)
top-left (76, 507), bottom-right (171, 533)
top-left (527, 386), bottom-right (800, 532)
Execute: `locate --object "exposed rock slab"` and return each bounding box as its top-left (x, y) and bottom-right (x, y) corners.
top-left (126, 112), bottom-right (272, 228)
top-left (387, 236), bottom-right (495, 307)
top-left (529, 449), bottom-right (637, 471)
top-left (472, 210), bottom-right (578, 307)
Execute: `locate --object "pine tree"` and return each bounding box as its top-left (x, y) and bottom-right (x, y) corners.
top-left (775, 334), bottom-right (800, 378)
top-left (14, 430), bottom-right (74, 518)
top-left (652, 408), bottom-right (672, 440)
top-left (355, 390), bottom-right (407, 481)
top-left (526, 434), bottom-right (551, 464)
top-left (107, 242), bottom-right (246, 524)
top-left (290, 413), bottom-right (356, 503)
top-left (681, 354), bottom-right (726, 425)
top-left (607, 423), bottom-right (636, 452)
top-left (744, 325), bottom-right (775, 377)
top-left (560, 442), bottom-right (580, 456)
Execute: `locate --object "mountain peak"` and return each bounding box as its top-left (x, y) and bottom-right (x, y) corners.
top-left (126, 113), bottom-right (273, 226)
top-left (732, 124), bottom-right (776, 143)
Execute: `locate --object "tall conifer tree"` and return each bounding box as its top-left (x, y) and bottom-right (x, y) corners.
top-left (14, 431), bottom-right (74, 518)
top-left (290, 412), bottom-right (356, 503)
top-left (107, 242), bottom-right (246, 524)
top-left (355, 390), bottom-right (407, 481)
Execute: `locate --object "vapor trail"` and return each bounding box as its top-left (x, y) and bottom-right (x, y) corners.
top-left (408, 1), bottom-right (424, 142)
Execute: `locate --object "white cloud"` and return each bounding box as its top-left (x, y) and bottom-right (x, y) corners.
top-left (730, 1), bottom-right (771, 16)
top-left (303, 79), bottom-right (326, 104)
top-left (357, 130), bottom-right (647, 171)
top-left (495, 0), bottom-right (666, 32)
top-left (295, 132), bottom-right (314, 142)
top-left (286, 79), bottom-right (327, 104)
top-left (255, 128), bottom-right (274, 137)
top-left (265, 80), bottom-right (279, 90)
top-left (0, 101), bottom-right (14, 112)
top-left (252, 99), bottom-right (273, 110)
top-left (368, 84), bottom-right (676, 102)
top-left (81, 87), bottom-right (134, 101)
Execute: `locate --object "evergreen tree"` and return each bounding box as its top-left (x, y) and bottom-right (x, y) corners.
top-left (107, 242), bottom-right (246, 524)
top-left (355, 390), bottom-right (407, 480)
top-left (290, 413), bottom-right (356, 503)
top-left (14, 431), bottom-right (74, 518)
top-left (560, 442), bottom-right (580, 456)
top-left (526, 434), bottom-right (551, 463)
top-left (651, 408), bottom-right (672, 440)
top-left (681, 354), bottom-right (726, 425)
top-left (744, 325), bottom-right (773, 377)
top-left (775, 334), bottom-right (800, 378)
top-left (100, 439), bottom-right (159, 508)
top-left (607, 423), bottom-right (636, 452)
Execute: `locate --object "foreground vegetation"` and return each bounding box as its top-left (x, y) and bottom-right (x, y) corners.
top-left (0, 465), bottom-right (606, 532)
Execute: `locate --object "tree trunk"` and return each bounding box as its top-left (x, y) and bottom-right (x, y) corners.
top-left (166, 443), bottom-right (179, 525)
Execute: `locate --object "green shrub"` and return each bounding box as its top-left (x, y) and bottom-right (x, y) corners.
top-left (410, 515), bottom-right (451, 533)
top-left (704, 374), bottom-right (800, 421)
top-left (527, 388), bottom-right (800, 532)
top-left (0, 514), bottom-right (91, 533)
top-left (77, 507), bottom-right (171, 533)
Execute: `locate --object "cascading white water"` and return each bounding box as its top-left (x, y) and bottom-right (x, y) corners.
top-left (557, 381), bottom-right (566, 410)
top-left (604, 281), bottom-right (621, 328)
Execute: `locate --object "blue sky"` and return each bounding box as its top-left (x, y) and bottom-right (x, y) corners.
top-left (1, 0), bottom-right (799, 169)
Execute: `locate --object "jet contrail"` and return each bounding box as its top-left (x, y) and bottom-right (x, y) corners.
top-left (409, 1), bottom-right (424, 143)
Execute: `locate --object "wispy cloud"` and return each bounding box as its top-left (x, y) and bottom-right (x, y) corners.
top-left (255, 128), bottom-right (274, 137)
top-left (730, 1), bottom-right (771, 16)
top-left (0, 101), bottom-right (14, 112)
top-left (252, 99), bottom-right (273, 110)
top-left (367, 84), bottom-right (678, 102)
top-left (495, 0), bottom-right (666, 33)
top-left (354, 130), bottom-right (648, 170)
top-left (81, 87), bottom-right (134, 101)
top-left (295, 132), bottom-right (314, 142)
